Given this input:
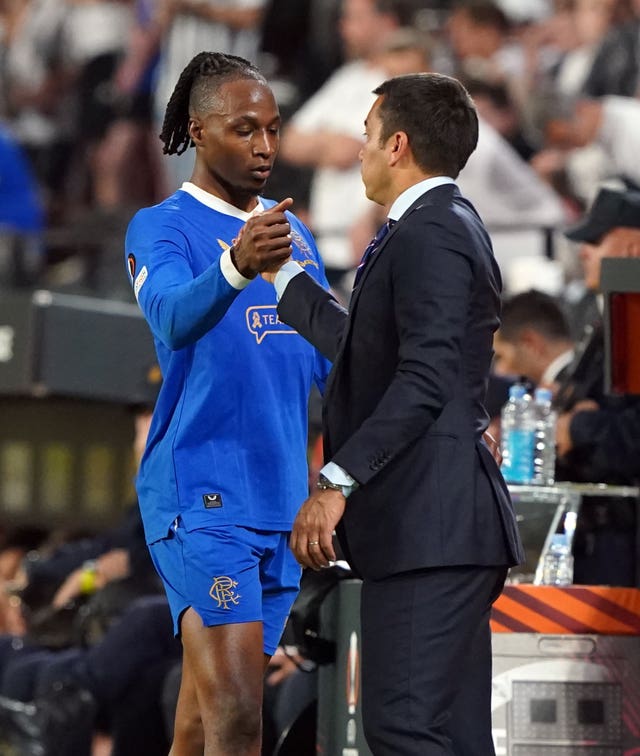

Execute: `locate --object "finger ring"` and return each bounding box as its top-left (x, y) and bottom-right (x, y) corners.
top-left (308, 541), bottom-right (319, 546)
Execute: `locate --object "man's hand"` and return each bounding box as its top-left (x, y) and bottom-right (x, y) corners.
top-left (265, 647), bottom-right (305, 686)
top-left (483, 429), bottom-right (502, 466)
top-left (260, 269), bottom-right (278, 285)
top-left (556, 399), bottom-right (599, 457)
top-left (232, 197), bottom-right (294, 278)
top-left (50, 549), bottom-right (130, 609)
top-left (290, 489), bottom-right (345, 570)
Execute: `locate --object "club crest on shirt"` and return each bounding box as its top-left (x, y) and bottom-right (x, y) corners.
top-left (209, 576), bottom-right (241, 609)
top-left (246, 305), bottom-right (296, 344)
top-left (291, 229), bottom-right (319, 270)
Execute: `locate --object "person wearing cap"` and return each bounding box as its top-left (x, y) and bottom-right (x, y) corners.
top-left (557, 186), bottom-right (640, 474)
top-left (552, 186), bottom-right (640, 585)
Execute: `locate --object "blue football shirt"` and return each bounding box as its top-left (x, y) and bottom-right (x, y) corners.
top-left (125, 183), bottom-right (331, 544)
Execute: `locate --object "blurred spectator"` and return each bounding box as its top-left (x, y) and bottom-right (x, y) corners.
top-left (260, 0), bottom-right (343, 101)
top-left (457, 111), bottom-right (569, 287)
top-left (464, 76), bottom-right (537, 161)
top-left (446, 0), bottom-right (525, 86)
top-left (2, 0), bottom-right (75, 224)
top-left (536, 95), bottom-right (640, 204)
top-left (61, 0), bottom-right (149, 211)
top-left (88, 0), bottom-right (163, 211)
top-left (554, 186), bottom-right (640, 485)
top-left (0, 527), bottom-right (49, 635)
top-left (0, 121), bottom-right (45, 287)
top-left (552, 186), bottom-right (640, 586)
top-left (279, 0), bottom-right (413, 301)
top-left (493, 289), bottom-right (575, 387)
top-left (0, 404), bottom-right (159, 659)
top-left (0, 401), bottom-right (168, 752)
top-left (532, 0), bottom-right (626, 105)
top-left (376, 24), bottom-right (434, 77)
top-left (566, 0), bottom-right (623, 91)
top-left (0, 594), bottom-right (178, 755)
top-left (582, 0), bottom-right (640, 97)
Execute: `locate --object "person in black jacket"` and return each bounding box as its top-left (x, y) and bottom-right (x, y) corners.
top-left (265, 72), bottom-right (523, 756)
top-left (554, 186), bottom-right (640, 586)
top-left (556, 186), bottom-right (640, 485)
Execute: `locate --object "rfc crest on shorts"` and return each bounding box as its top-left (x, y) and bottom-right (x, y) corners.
top-left (209, 576), bottom-right (241, 609)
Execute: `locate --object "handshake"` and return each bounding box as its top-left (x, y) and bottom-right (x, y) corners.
top-left (231, 197), bottom-right (295, 283)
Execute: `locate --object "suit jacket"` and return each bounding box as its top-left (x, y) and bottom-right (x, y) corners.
top-left (278, 184), bottom-right (524, 579)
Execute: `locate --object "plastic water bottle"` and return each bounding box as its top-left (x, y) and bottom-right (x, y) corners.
top-left (500, 383), bottom-right (535, 484)
top-left (533, 387), bottom-right (557, 486)
top-left (541, 533), bottom-right (574, 585)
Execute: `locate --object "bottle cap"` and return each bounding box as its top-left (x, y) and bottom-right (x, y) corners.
top-left (508, 384), bottom-right (527, 399)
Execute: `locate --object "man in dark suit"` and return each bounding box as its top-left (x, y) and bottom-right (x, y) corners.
top-left (265, 73), bottom-right (523, 755)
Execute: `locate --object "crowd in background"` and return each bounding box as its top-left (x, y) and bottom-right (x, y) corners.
top-left (0, 0), bottom-right (639, 301)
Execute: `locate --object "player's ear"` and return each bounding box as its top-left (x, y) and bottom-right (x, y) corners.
top-left (189, 117), bottom-right (204, 145)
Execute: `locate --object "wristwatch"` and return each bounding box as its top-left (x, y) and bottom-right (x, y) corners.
top-left (317, 473), bottom-right (346, 493)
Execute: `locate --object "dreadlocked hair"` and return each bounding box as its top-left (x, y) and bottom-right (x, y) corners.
top-left (159, 51), bottom-right (265, 156)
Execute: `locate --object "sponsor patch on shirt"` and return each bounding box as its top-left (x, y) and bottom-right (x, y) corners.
top-left (246, 305), bottom-right (296, 344)
top-left (134, 265), bottom-right (148, 300)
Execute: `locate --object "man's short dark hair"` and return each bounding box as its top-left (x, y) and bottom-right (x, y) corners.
top-left (500, 290), bottom-right (572, 343)
top-left (373, 73), bottom-right (478, 177)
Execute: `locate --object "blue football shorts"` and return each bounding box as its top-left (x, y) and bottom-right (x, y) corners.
top-left (149, 519), bottom-right (301, 655)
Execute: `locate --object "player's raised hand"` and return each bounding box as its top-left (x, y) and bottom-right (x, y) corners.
top-left (231, 198), bottom-right (294, 278)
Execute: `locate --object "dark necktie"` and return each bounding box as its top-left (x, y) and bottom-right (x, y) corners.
top-left (353, 219), bottom-right (395, 288)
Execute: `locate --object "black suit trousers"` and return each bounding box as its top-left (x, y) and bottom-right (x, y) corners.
top-left (360, 565), bottom-right (508, 755)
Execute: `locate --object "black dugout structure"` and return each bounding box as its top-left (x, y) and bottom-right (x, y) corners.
top-left (0, 289), bottom-right (156, 529)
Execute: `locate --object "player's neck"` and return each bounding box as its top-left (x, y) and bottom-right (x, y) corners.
top-left (189, 173), bottom-right (260, 214)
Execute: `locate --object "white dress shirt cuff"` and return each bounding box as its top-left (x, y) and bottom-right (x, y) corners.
top-left (274, 261), bottom-right (305, 300)
top-left (220, 247), bottom-right (253, 290)
top-left (320, 462), bottom-right (358, 498)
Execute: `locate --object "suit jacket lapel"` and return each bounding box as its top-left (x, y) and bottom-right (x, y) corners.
top-left (349, 222), bottom-right (398, 309)
top-left (349, 184), bottom-right (459, 311)
top-left (330, 184), bottom-right (462, 383)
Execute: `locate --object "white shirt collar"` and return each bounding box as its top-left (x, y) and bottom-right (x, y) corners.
top-left (180, 182), bottom-right (264, 220)
top-left (541, 348), bottom-right (575, 386)
top-left (388, 176), bottom-right (455, 222)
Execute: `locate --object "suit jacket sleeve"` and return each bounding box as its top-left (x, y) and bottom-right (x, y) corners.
top-left (332, 219), bottom-right (476, 485)
top-left (277, 272), bottom-right (348, 362)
